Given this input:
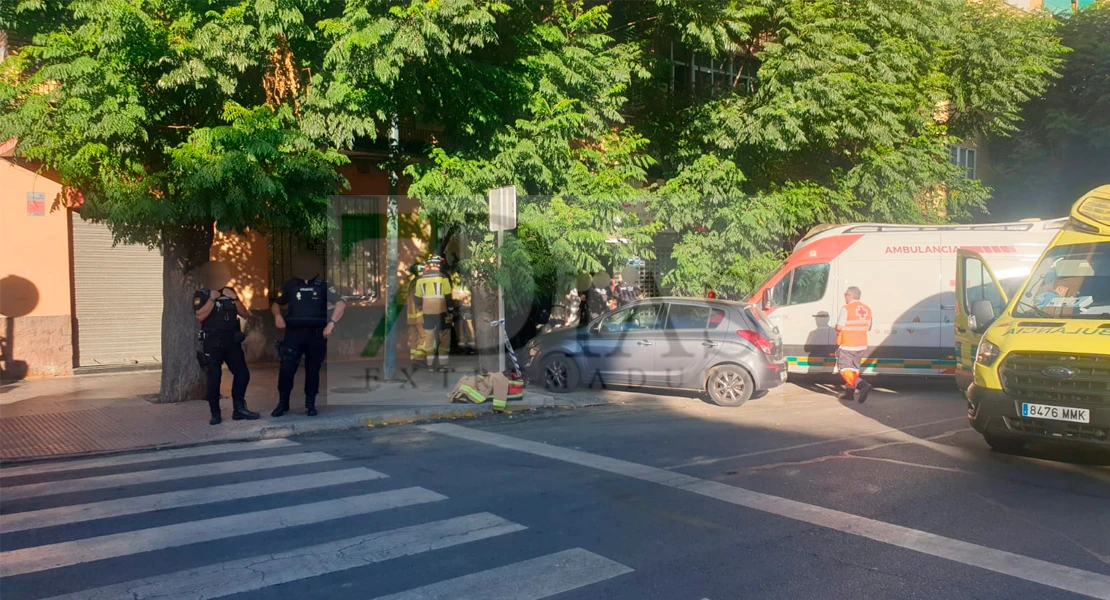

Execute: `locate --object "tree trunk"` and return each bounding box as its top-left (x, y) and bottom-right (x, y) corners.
top-left (471, 279), bottom-right (501, 374)
top-left (157, 224), bottom-right (214, 403)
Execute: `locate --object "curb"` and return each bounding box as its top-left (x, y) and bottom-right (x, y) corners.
top-left (0, 392), bottom-right (587, 463)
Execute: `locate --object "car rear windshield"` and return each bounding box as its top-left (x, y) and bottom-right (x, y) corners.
top-left (744, 305), bottom-right (777, 337)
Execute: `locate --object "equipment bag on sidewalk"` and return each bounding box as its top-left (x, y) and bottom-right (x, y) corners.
top-left (448, 375), bottom-right (494, 404)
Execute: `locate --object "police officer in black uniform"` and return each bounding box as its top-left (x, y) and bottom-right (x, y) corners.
top-left (193, 261), bottom-right (259, 425)
top-left (271, 252), bottom-right (345, 417)
top-left (613, 266), bottom-right (642, 308)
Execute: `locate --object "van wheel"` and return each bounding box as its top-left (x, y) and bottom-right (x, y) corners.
top-left (984, 433), bottom-right (1024, 454)
top-left (541, 354), bottom-right (580, 393)
top-left (706, 366), bottom-right (754, 407)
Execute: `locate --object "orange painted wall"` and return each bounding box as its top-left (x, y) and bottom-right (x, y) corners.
top-left (210, 229), bottom-right (271, 311)
top-left (0, 159), bottom-right (74, 377)
top-left (0, 160), bottom-right (71, 318)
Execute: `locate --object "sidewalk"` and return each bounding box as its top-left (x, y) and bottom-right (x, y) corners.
top-left (0, 357), bottom-right (589, 461)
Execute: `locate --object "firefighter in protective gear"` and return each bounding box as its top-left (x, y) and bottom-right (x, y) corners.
top-left (406, 264), bottom-right (426, 365)
top-left (836, 286), bottom-right (873, 403)
top-left (414, 256), bottom-right (452, 370)
top-left (451, 271), bottom-right (475, 353)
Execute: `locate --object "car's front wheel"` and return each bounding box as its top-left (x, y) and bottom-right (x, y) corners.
top-left (541, 354), bottom-right (580, 393)
top-left (706, 365), bottom-right (754, 407)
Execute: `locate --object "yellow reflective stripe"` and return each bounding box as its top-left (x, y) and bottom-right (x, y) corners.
top-left (458, 385), bottom-right (488, 403)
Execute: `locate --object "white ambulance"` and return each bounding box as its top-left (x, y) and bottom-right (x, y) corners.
top-left (748, 219), bottom-right (1064, 382)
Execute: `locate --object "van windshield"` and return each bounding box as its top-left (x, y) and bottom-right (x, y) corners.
top-left (1013, 242), bottom-right (1110, 320)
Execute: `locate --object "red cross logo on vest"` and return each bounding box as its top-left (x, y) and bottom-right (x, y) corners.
top-left (855, 305), bottom-right (870, 320)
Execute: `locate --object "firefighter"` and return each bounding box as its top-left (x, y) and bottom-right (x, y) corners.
top-left (271, 252), bottom-right (345, 417)
top-left (405, 263), bottom-right (426, 367)
top-left (414, 255), bottom-right (453, 371)
top-left (836, 286), bottom-right (873, 403)
top-left (451, 270), bottom-right (475, 353)
top-left (193, 261), bottom-right (258, 425)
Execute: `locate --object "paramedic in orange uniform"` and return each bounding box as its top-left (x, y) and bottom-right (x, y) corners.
top-left (836, 286), bottom-right (873, 403)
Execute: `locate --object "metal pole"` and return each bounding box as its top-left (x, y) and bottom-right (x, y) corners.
top-left (384, 114), bottom-right (399, 380)
top-left (497, 188), bottom-right (506, 373)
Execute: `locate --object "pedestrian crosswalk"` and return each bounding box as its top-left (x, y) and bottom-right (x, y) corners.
top-left (0, 438), bottom-right (632, 600)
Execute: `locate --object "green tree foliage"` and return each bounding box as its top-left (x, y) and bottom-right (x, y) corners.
top-left (1, 0), bottom-right (353, 400)
top-left (401, 1), bottom-right (658, 361)
top-left (986, 2), bottom-right (1110, 220)
top-left (634, 0), bottom-right (1066, 297)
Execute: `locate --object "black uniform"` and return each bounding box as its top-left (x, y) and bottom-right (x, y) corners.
top-left (193, 288), bottom-right (251, 422)
top-left (613, 282), bottom-right (640, 307)
top-left (585, 286), bottom-right (612, 322)
top-left (274, 277), bottom-right (341, 414)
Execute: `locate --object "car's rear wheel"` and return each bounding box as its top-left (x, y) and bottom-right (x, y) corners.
top-left (541, 354), bottom-right (580, 393)
top-left (984, 432), bottom-right (1025, 454)
top-left (706, 365), bottom-right (754, 407)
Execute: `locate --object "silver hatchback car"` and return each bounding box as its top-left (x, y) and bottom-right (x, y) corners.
top-left (523, 298), bottom-right (787, 406)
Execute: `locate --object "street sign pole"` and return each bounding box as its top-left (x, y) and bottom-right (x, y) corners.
top-left (489, 185), bottom-right (517, 374)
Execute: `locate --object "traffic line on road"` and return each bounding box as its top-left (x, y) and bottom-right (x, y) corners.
top-left (0, 487), bottom-right (445, 576)
top-left (1, 452), bottom-right (337, 501)
top-left (666, 416), bottom-right (967, 469)
top-left (40, 513), bottom-right (525, 600)
top-left (0, 439), bottom-right (299, 479)
top-left (420, 423), bottom-right (1110, 600)
top-left (1, 467), bottom-right (386, 533)
top-left (369, 548), bottom-right (633, 600)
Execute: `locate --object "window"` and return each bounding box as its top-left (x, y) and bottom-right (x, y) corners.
top-left (949, 145), bottom-right (977, 179)
top-left (963, 257), bottom-right (1005, 315)
top-left (599, 303), bottom-right (663, 333)
top-left (665, 305), bottom-right (725, 330)
top-left (789, 264), bottom-right (830, 305)
top-left (767, 263), bottom-right (831, 307)
top-left (669, 42), bottom-right (755, 96)
top-left (1014, 243), bottom-right (1110, 319)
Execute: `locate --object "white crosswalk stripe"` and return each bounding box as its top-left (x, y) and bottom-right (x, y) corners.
top-left (0, 487), bottom-right (446, 576)
top-left (42, 513), bottom-right (527, 600)
top-left (369, 549), bottom-right (634, 600)
top-left (0, 439), bottom-right (299, 478)
top-left (2, 440), bottom-right (634, 600)
top-left (2, 452), bottom-right (337, 500)
top-left (1, 467), bottom-right (385, 533)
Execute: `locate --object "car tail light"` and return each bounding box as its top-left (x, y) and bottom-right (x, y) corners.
top-left (737, 330), bottom-right (774, 358)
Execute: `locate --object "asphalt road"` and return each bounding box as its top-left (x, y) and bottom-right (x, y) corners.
top-left (2, 378), bottom-right (1109, 600)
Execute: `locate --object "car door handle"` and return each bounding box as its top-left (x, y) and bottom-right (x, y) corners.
top-left (637, 340), bottom-right (654, 346)
top-left (812, 311), bottom-right (829, 318)
top-left (702, 341), bottom-right (719, 347)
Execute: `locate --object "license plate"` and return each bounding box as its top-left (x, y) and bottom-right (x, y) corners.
top-left (1021, 403), bottom-right (1090, 423)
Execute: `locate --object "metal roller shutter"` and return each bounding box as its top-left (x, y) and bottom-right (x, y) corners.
top-left (72, 213), bottom-right (163, 367)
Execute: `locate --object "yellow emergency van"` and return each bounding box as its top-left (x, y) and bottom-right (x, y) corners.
top-left (957, 185), bottom-right (1110, 453)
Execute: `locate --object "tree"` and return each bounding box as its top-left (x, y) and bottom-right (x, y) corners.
top-left (985, 2), bottom-right (1110, 220)
top-left (1, 0), bottom-right (348, 401)
top-left (629, 0), bottom-right (1066, 297)
top-left (401, 0), bottom-right (656, 372)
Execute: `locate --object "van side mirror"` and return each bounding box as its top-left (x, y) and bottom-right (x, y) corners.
top-left (970, 300), bottom-right (996, 332)
top-left (762, 289), bottom-right (772, 311)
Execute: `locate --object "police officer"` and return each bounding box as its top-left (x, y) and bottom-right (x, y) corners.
top-left (413, 256), bottom-right (453, 371)
top-left (584, 272), bottom-right (613, 323)
top-left (613, 266), bottom-right (642, 308)
top-left (193, 261), bottom-right (258, 425)
top-left (271, 252), bottom-right (345, 417)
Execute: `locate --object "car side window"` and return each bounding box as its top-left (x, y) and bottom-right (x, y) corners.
top-left (599, 303), bottom-right (663, 333)
top-left (665, 304), bottom-right (712, 330)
